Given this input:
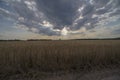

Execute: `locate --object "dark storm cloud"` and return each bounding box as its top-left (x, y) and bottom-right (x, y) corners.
top-left (0, 0), bottom-right (120, 36)
top-left (35, 0), bottom-right (81, 30)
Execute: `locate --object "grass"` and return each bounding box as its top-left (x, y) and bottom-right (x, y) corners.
top-left (0, 40), bottom-right (120, 77)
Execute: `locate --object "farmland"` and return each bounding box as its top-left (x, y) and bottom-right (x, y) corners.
top-left (0, 40), bottom-right (120, 80)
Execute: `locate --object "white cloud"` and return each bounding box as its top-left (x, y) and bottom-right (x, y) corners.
top-left (68, 27), bottom-right (87, 35)
top-left (24, 1), bottom-right (37, 11)
top-left (106, 0), bottom-right (114, 6)
top-left (85, 24), bottom-right (120, 38)
top-left (17, 0), bottom-right (21, 2)
top-left (79, 27), bottom-right (86, 32)
top-left (18, 17), bottom-right (24, 22)
top-left (0, 8), bottom-right (10, 14)
top-left (86, 23), bottom-right (91, 26)
top-left (15, 24), bottom-right (29, 31)
top-left (78, 6), bottom-right (84, 12)
top-left (96, 7), bottom-right (105, 11)
top-left (74, 15), bottom-right (84, 24)
top-left (89, 0), bottom-right (94, 5)
top-left (92, 14), bottom-right (98, 18)
top-left (42, 21), bottom-right (53, 28)
top-left (31, 27), bottom-right (39, 33)
top-left (97, 15), bottom-right (120, 26)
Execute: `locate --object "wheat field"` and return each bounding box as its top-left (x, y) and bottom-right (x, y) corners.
top-left (0, 40), bottom-right (120, 79)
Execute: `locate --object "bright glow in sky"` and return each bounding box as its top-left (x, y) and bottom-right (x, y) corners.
top-left (61, 27), bottom-right (68, 36)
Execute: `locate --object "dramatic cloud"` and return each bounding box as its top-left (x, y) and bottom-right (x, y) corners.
top-left (0, 0), bottom-right (120, 36)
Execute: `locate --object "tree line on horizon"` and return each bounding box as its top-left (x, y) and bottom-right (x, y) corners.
top-left (0, 37), bottom-right (120, 41)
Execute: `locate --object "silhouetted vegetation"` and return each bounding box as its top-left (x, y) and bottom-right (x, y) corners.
top-left (0, 39), bottom-right (22, 42)
top-left (0, 37), bottom-right (120, 42)
top-left (27, 39), bottom-right (52, 41)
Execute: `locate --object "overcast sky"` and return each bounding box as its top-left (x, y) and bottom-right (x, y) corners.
top-left (0, 0), bottom-right (120, 40)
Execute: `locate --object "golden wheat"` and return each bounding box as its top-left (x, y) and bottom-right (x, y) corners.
top-left (0, 40), bottom-right (120, 74)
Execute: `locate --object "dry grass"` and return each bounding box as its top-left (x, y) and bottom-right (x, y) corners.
top-left (0, 40), bottom-right (120, 76)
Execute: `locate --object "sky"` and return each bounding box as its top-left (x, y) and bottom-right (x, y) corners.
top-left (0, 0), bottom-right (120, 40)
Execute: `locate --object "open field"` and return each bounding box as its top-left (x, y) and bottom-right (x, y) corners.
top-left (0, 40), bottom-right (120, 80)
